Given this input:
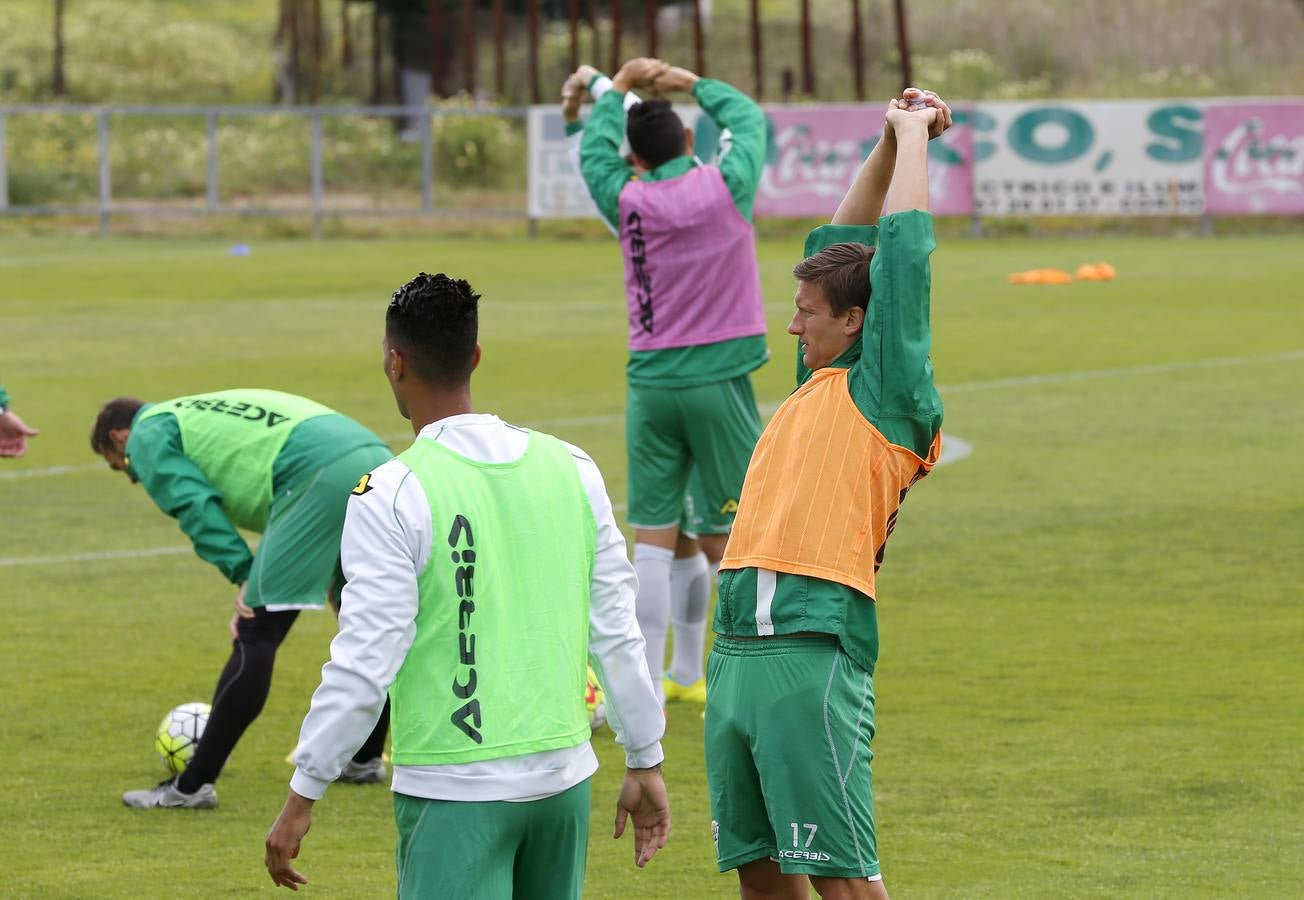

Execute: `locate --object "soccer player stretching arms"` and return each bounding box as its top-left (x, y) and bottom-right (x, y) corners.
top-left (707, 90), bottom-right (951, 899)
top-left (265, 274), bottom-right (669, 897)
top-left (579, 57), bottom-right (769, 706)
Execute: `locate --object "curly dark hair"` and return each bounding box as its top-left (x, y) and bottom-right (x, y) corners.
top-left (386, 272), bottom-right (481, 385)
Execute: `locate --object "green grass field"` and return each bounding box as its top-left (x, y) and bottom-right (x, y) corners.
top-left (2, 232), bottom-right (1302, 898)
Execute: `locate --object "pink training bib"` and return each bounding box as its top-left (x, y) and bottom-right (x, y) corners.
top-left (618, 165), bottom-right (766, 352)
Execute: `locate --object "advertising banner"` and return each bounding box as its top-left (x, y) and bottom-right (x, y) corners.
top-left (529, 98), bottom-right (1304, 220)
top-left (1202, 104), bottom-right (1304, 214)
top-left (528, 102), bottom-right (971, 220)
top-left (970, 100), bottom-right (1205, 215)
top-left (751, 106), bottom-right (972, 217)
top-left (527, 104), bottom-right (703, 220)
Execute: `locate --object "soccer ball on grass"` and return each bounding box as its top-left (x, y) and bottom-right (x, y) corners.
top-left (155, 702), bottom-right (210, 776)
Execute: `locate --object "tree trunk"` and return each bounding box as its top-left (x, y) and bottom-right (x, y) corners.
top-left (53, 0), bottom-right (67, 96)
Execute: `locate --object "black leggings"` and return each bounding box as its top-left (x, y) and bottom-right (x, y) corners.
top-left (178, 607), bottom-right (390, 792)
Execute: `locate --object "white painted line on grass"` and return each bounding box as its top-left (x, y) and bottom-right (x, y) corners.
top-left (0, 442), bottom-right (970, 568)
top-left (939, 349), bottom-right (1304, 395)
top-left (937, 435), bottom-right (973, 467)
top-left (11, 343), bottom-right (1294, 566)
top-left (0, 463), bottom-right (103, 481)
top-left (0, 545), bottom-right (191, 569)
top-left (391, 348), bottom-right (1304, 438)
top-left (9, 350), bottom-right (1297, 484)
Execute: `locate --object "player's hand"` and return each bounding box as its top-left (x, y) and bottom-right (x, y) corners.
top-left (652, 65), bottom-right (700, 94)
top-left (885, 98), bottom-right (938, 135)
top-left (614, 765), bottom-right (671, 867)
top-left (900, 87), bottom-right (951, 139)
top-left (613, 57), bottom-right (668, 93)
top-left (574, 63), bottom-right (600, 85)
top-left (231, 582), bottom-right (254, 641)
top-left (0, 409), bottom-right (39, 458)
top-left (265, 790), bottom-right (313, 890)
top-left (560, 71), bottom-right (586, 122)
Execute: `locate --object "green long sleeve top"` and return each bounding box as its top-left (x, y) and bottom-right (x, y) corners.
top-left (578, 77), bottom-right (771, 388)
top-left (125, 409), bottom-right (388, 584)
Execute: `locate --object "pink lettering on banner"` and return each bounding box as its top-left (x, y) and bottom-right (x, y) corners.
top-left (1203, 104), bottom-right (1304, 214)
top-left (755, 106), bottom-right (973, 217)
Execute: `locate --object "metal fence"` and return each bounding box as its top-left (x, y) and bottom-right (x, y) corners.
top-left (0, 103), bottom-right (528, 237)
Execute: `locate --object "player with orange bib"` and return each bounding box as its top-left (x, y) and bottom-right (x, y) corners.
top-left (706, 89), bottom-right (951, 899)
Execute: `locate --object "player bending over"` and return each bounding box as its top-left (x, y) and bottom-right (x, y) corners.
top-left (91, 390), bottom-right (393, 808)
top-left (706, 89), bottom-right (951, 899)
top-left (265, 273), bottom-right (669, 897)
top-left (578, 56), bottom-right (769, 706)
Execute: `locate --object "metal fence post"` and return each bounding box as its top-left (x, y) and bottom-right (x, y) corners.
top-left (310, 111), bottom-right (324, 238)
top-left (0, 103), bottom-right (531, 229)
top-left (421, 109), bottom-right (434, 214)
top-left (206, 111), bottom-right (219, 211)
top-left (0, 111), bottom-right (8, 211)
top-left (97, 108), bottom-right (111, 236)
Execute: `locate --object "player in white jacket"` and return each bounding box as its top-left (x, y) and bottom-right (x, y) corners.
top-left (265, 272), bottom-right (669, 898)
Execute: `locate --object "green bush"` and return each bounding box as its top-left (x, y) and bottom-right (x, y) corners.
top-left (4, 107), bottom-right (524, 205)
top-left (5, 115), bottom-right (99, 205)
top-left (434, 110), bottom-right (525, 190)
top-left (0, 2), bottom-right (272, 104)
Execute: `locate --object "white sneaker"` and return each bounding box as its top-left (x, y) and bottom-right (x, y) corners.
top-left (122, 778), bottom-right (218, 809)
top-left (338, 757), bottom-right (387, 784)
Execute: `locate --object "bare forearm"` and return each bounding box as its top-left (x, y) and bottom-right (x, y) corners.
top-left (831, 131), bottom-right (897, 225)
top-left (883, 123), bottom-right (930, 215)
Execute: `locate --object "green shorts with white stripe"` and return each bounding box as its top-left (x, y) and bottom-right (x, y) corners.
top-left (705, 634), bottom-right (880, 879)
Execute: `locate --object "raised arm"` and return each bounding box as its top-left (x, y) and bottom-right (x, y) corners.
top-left (578, 58), bottom-right (667, 231)
top-left (126, 416), bottom-right (255, 584)
top-left (831, 125), bottom-right (897, 226)
top-left (835, 89), bottom-right (951, 225)
top-left (577, 88), bottom-right (633, 231)
top-left (657, 69), bottom-right (766, 221)
top-left (565, 66), bottom-right (643, 238)
top-left (882, 105), bottom-right (934, 215)
top-left (858, 103), bottom-right (943, 456)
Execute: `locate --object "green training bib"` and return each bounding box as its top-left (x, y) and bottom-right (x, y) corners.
top-left (390, 430), bottom-right (596, 766)
top-left (136, 390), bottom-right (334, 531)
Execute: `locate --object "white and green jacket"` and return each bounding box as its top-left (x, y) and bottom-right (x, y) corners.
top-left (290, 413), bottom-right (665, 803)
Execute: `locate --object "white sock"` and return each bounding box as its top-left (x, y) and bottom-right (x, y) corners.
top-left (633, 543), bottom-right (674, 705)
top-left (668, 551), bottom-right (711, 685)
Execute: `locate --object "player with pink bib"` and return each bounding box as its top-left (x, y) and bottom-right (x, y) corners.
top-left (578, 58), bottom-right (768, 705)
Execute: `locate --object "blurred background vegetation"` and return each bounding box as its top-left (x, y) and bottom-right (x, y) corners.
top-left (1, 0), bottom-right (1300, 212)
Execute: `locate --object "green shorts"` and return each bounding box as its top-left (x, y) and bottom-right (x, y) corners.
top-left (680, 467), bottom-right (712, 538)
top-left (393, 779), bottom-right (591, 900)
top-left (244, 443), bottom-right (392, 610)
top-left (626, 374), bottom-right (761, 535)
top-left (705, 635), bottom-right (880, 879)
